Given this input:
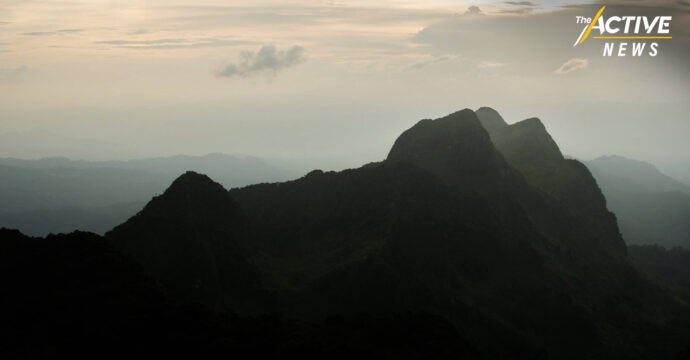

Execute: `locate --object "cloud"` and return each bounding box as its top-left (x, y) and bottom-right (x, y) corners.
top-left (95, 38), bottom-right (257, 50)
top-left (411, 1), bottom-right (689, 76)
top-left (495, 8), bottom-right (535, 14)
top-left (22, 29), bottom-right (83, 36)
top-left (504, 1), bottom-right (538, 6)
top-left (465, 6), bottom-right (483, 16)
top-left (554, 58), bottom-right (588, 74)
top-left (127, 29), bottom-right (150, 35)
top-left (410, 55), bottom-right (456, 69)
top-left (477, 61), bottom-right (505, 69)
top-left (216, 45), bottom-right (306, 78)
top-left (95, 39), bottom-right (187, 45)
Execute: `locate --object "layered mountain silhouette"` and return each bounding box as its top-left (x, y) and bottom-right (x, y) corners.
top-left (585, 155), bottom-right (690, 248)
top-left (0, 154), bottom-right (295, 236)
top-left (475, 107), bottom-right (624, 254)
top-left (3, 108), bottom-right (690, 359)
top-left (586, 155), bottom-right (690, 195)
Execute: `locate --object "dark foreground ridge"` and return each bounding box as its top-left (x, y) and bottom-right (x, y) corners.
top-left (2, 108), bottom-right (690, 359)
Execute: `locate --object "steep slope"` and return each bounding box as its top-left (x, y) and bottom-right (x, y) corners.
top-left (629, 244), bottom-right (690, 301)
top-left (475, 107), bottom-right (508, 132)
top-left (106, 172), bottom-right (268, 311)
top-left (585, 156), bottom-right (690, 247)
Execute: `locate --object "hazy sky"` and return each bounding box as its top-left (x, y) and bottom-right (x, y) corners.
top-left (0, 0), bottom-right (688, 178)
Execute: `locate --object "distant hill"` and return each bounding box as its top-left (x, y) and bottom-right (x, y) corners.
top-left (0, 153), bottom-right (297, 190)
top-left (584, 156), bottom-right (690, 248)
top-left (586, 155), bottom-right (690, 195)
top-left (0, 202), bottom-right (144, 236)
top-left (0, 154), bottom-right (296, 236)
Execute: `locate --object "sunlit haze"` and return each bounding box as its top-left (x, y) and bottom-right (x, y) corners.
top-left (1, 0), bottom-right (688, 177)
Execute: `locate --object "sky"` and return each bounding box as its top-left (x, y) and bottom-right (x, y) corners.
top-left (0, 0), bottom-right (688, 179)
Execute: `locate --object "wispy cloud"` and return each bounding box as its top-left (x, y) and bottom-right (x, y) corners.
top-left (504, 1), bottom-right (538, 6)
top-left (22, 29), bottom-right (83, 36)
top-left (554, 58), bottom-right (588, 74)
top-left (216, 45), bottom-right (306, 78)
top-left (95, 38), bottom-right (256, 50)
top-left (410, 55), bottom-right (457, 69)
top-left (496, 8), bottom-right (535, 15)
top-left (95, 39), bottom-right (187, 45)
top-left (127, 29), bottom-right (150, 35)
top-left (477, 61), bottom-right (505, 69)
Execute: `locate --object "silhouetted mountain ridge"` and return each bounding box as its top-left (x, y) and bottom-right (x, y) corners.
top-left (5, 108), bottom-right (690, 359)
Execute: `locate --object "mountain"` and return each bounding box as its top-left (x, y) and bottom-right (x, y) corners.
top-left (0, 153), bottom-right (296, 191)
top-left (586, 155), bottom-right (690, 195)
top-left (0, 164), bottom-right (169, 212)
top-left (0, 201), bottom-right (144, 236)
top-left (107, 172), bottom-right (271, 312)
top-left (2, 228), bottom-right (476, 359)
top-left (0, 154), bottom-right (296, 236)
top-left (584, 156), bottom-right (690, 247)
top-left (475, 107), bottom-right (624, 254)
top-left (103, 108), bottom-right (690, 359)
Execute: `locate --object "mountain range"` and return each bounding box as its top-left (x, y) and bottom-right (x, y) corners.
top-left (2, 107), bottom-right (690, 359)
top-left (585, 155), bottom-right (690, 248)
top-left (0, 154), bottom-right (296, 235)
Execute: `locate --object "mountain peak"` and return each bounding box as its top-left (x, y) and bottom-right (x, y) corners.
top-left (386, 109), bottom-right (508, 191)
top-left (161, 171), bottom-right (232, 205)
top-left (475, 107), bottom-right (508, 131)
top-left (487, 116), bottom-right (563, 165)
top-left (106, 171), bottom-right (254, 309)
top-left (513, 117), bottom-right (545, 130)
top-left (113, 170), bottom-right (238, 229)
top-left (169, 171), bottom-right (223, 189)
